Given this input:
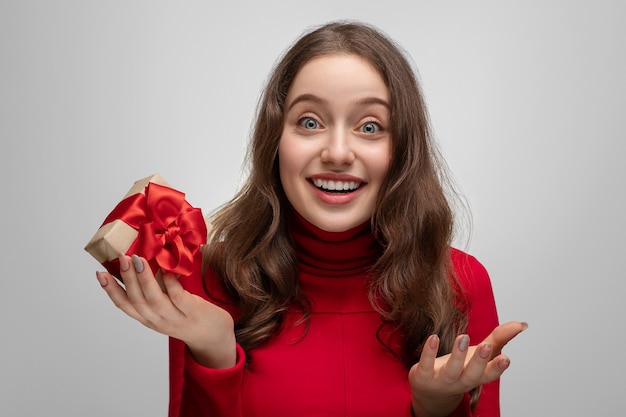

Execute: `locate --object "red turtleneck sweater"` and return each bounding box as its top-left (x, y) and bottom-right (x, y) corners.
top-left (168, 214), bottom-right (500, 416)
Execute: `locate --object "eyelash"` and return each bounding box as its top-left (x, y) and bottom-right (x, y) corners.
top-left (298, 115), bottom-right (320, 130)
top-left (295, 114), bottom-right (384, 135)
top-left (359, 120), bottom-right (381, 134)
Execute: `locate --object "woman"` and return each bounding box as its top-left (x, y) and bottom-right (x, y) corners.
top-left (96, 21), bottom-right (526, 417)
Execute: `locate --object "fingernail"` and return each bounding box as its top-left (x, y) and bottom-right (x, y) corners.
top-left (119, 253), bottom-right (130, 272)
top-left (428, 334), bottom-right (439, 349)
top-left (96, 271), bottom-right (108, 287)
top-left (499, 357), bottom-right (511, 370)
top-left (131, 254), bottom-right (144, 273)
top-left (521, 322), bottom-right (529, 331)
top-left (458, 334), bottom-right (470, 352)
top-left (479, 343), bottom-right (492, 359)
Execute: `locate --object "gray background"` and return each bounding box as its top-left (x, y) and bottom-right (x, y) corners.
top-left (1, 1), bottom-right (624, 416)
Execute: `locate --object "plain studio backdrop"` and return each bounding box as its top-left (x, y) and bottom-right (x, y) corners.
top-left (1, 1), bottom-right (624, 416)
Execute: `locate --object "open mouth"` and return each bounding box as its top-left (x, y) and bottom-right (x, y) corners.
top-left (310, 178), bottom-right (362, 194)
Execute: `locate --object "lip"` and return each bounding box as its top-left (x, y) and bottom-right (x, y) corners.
top-left (307, 173), bottom-right (366, 205)
top-left (308, 173), bottom-right (365, 182)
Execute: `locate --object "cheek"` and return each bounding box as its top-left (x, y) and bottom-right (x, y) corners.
top-left (278, 135), bottom-right (315, 177)
top-left (377, 156), bottom-right (391, 180)
top-left (368, 145), bottom-right (392, 184)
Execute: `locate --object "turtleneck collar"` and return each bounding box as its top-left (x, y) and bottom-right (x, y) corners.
top-left (288, 209), bottom-right (382, 277)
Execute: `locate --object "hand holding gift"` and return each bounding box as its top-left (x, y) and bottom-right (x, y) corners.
top-left (88, 174), bottom-right (237, 370)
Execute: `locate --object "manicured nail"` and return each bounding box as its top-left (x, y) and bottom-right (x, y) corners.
top-left (479, 343), bottom-right (492, 359)
top-left (458, 334), bottom-right (470, 352)
top-left (131, 254), bottom-right (144, 273)
top-left (498, 357), bottom-right (511, 370)
top-left (428, 334), bottom-right (439, 349)
top-left (119, 253), bottom-right (130, 272)
top-left (96, 271), bottom-right (108, 287)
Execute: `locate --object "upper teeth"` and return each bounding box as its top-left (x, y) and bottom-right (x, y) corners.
top-left (312, 179), bottom-right (360, 191)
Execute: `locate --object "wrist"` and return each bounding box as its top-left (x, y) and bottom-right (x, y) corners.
top-left (185, 311), bottom-right (237, 369)
top-left (186, 331), bottom-right (237, 369)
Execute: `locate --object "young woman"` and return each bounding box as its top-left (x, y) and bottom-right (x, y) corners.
top-left (96, 21), bottom-right (526, 417)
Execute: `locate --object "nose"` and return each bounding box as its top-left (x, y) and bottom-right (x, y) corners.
top-left (320, 128), bottom-right (356, 166)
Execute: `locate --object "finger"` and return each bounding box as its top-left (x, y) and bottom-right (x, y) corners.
top-left (128, 256), bottom-right (185, 325)
top-left (162, 273), bottom-right (222, 321)
top-left (118, 253), bottom-right (145, 304)
top-left (460, 342), bottom-right (493, 384)
top-left (410, 334), bottom-right (440, 380)
top-left (482, 321), bottom-right (528, 357)
top-left (96, 271), bottom-right (147, 324)
top-left (131, 255), bottom-right (169, 305)
top-left (480, 354), bottom-right (511, 384)
top-left (162, 273), bottom-right (190, 312)
top-left (443, 334), bottom-right (471, 380)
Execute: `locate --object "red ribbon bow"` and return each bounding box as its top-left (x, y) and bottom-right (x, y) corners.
top-left (102, 182), bottom-right (207, 277)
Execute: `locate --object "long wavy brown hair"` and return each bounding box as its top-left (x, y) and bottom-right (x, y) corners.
top-left (204, 20), bottom-right (468, 370)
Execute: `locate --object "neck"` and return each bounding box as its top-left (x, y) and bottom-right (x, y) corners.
top-left (288, 209), bottom-right (381, 277)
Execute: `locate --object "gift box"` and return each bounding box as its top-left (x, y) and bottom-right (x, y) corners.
top-left (85, 174), bottom-right (207, 280)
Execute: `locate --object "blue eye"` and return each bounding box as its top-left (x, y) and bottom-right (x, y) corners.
top-left (360, 122), bottom-right (380, 134)
top-left (300, 117), bottom-right (319, 130)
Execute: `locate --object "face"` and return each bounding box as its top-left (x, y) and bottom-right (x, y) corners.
top-left (279, 54), bottom-right (391, 232)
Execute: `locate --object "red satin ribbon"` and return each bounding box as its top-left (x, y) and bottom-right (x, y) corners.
top-left (102, 182), bottom-right (207, 276)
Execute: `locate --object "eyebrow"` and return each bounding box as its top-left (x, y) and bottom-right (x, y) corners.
top-left (286, 94), bottom-right (390, 111)
top-left (286, 94), bottom-right (327, 111)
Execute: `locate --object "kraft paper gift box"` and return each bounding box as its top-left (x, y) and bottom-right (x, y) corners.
top-left (84, 174), bottom-right (207, 281)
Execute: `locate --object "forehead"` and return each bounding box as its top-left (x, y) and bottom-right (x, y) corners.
top-left (286, 54), bottom-right (388, 104)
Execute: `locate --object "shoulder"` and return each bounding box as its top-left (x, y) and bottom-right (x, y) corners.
top-left (450, 246), bottom-right (489, 276)
top-left (449, 248), bottom-right (496, 311)
top-left (450, 247), bottom-right (500, 336)
top-left (450, 248), bottom-right (491, 291)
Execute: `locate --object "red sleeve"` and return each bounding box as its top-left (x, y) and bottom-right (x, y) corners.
top-left (169, 337), bottom-right (246, 417)
top-left (408, 393), bottom-right (472, 417)
top-left (168, 337), bottom-right (184, 417)
top-left (168, 253), bottom-right (246, 417)
top-left (448, 393), bottom-right (473, 417)
top-left (451, 249), bottom-right (501, 417)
